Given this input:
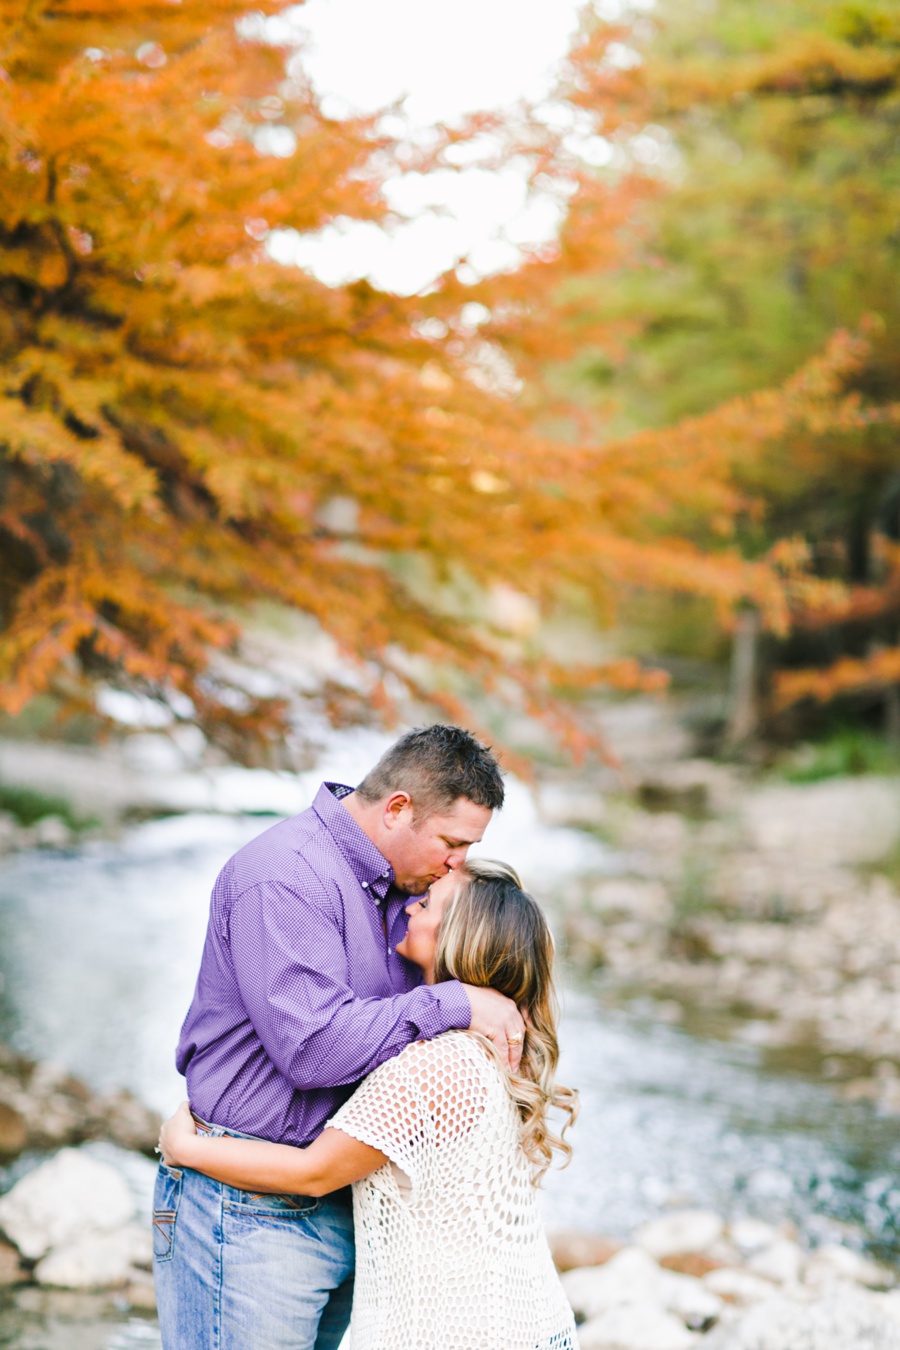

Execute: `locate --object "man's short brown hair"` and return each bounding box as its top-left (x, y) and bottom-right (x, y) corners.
top-left (356, 724), bottom-right (504, 820)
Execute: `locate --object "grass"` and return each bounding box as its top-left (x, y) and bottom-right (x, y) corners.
top-left (0, 783), bottom-right (96, 832)
top-left (867, 839), bottom-right (900, 893)
top-left (781, 727), bottom-right (900, 784)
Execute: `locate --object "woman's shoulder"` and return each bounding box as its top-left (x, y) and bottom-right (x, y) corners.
top-left (389, 1030), bottom-right (502, 1091)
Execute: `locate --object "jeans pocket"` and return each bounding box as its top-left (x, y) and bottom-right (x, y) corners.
top-left (152, 1163), bottom-right (183, 1263)
top-left (223, 1186), bottom-right (320, 1220)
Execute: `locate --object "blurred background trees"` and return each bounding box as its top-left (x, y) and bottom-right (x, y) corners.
top-left (563, 0), bottom-right (900, 745)
top-left (1, 0), bottom-right (898, 763)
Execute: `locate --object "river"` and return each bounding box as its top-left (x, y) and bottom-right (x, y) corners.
top-left (1, 776), bottom-right (899, 1347)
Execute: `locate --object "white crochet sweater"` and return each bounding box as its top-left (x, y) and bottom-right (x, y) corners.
top-left (329, 1030), bottom-right (577, 1350)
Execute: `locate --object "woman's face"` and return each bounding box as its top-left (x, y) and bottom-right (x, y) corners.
top-left (394, 868), bottom-right (462, 983)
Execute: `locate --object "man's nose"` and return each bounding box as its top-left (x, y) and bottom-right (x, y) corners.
top-left (446, 844), bottom-right (469, 867)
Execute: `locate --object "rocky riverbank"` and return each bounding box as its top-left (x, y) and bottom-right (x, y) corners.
top-left (553, 761), bottom-right (900, 1103)
top-left (550, 1208), bottom-right (900, 1349)
top-left (0, 1044), bottom-right (159, 1312)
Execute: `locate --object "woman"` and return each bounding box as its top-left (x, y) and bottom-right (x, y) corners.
top-left (159, 860), bottom-right (578, 1350)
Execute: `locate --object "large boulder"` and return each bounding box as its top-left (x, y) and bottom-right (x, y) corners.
top-left (703, 1287), bottom-right (900, 1350)
top-left (562, 1247), bottom-right (722, 1332)
top-left (34, 1223), bottom-right (152, 1289)
top-left (0, 1149), bottom-right (135, 1260)
top-left (636, 1211), bottom-right (725, 1261)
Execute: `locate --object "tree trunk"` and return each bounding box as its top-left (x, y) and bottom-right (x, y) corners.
top-left (726, 608), bottom-right (761, 746)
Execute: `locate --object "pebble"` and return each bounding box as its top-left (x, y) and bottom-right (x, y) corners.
top-left (728, 1219), bottom-right (780, 1258)
top-left (0, 1239), bottom-right (25, 1287)
top-left (703, 1268), bottom-right (778, 1305)
top-left (548, 1230), bottom-right (619, 1272)
top-left (745, 1238), bottom-right (804, 1286)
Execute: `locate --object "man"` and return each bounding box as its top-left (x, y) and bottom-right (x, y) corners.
top-left (154, 724), bottom-right (525, 1350)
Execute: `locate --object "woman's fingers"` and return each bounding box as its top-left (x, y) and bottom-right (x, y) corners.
top-left (158, 1100), bottom-right (196, 1164)
top-left (463, 985), bottom-right (527, 1071)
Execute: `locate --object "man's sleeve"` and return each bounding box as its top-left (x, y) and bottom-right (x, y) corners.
top-left (228, 878), bottom-right (472, 1091)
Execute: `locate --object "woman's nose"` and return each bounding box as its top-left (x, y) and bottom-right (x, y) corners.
top-left (404, 900), bottom-right (418, 916)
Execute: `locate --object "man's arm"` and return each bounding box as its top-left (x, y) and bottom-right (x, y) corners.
top-left (229, 879), bottom-right (525, 1089)
top-left (229, 879), bottom-right (450, 1089)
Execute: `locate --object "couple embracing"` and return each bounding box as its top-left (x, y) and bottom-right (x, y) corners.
top-left (153, 724), bottom-right (578, 1349)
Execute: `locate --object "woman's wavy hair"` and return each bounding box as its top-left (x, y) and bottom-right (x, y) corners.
top-left (432, 859), bottom-right (578, 1180)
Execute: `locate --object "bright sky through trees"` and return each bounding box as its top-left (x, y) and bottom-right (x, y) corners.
top-left (272, 0), bottom-right (591, 293)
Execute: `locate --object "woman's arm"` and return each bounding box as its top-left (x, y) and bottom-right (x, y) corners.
top-left (159, 1102), bottom-right (387, 1196)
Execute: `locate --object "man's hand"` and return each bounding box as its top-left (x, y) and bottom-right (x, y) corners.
top-left (461, 985), bottom-right (526, 1072)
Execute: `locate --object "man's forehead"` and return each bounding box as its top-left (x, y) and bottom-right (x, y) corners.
top-left (427, 797), bottom-right (492, 838)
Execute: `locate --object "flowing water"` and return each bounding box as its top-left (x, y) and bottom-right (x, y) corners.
top-left (1, 791), bottom-right (899, 1347)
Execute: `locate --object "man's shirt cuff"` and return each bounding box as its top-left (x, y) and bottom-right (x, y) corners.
top-left (409, 979), bottom-right (472, 1041)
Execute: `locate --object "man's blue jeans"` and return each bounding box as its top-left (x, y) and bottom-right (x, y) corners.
top-left (152, 1125), bottom-right (354, 1350)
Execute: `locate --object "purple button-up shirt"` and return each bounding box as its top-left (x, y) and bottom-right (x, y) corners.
top-left (176, 782), bottom-right (471, 1144)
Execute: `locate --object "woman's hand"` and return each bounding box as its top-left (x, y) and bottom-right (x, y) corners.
top-left (158, 1101), bottom-right (198, 1167)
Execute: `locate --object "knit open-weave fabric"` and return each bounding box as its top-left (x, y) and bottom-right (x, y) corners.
top-left (328, 1030), bottom-right (577, 1350)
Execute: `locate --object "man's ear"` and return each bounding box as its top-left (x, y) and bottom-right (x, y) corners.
top-left (383, 791), bottom-right (413, 829)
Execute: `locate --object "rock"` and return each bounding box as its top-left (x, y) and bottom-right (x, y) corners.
top-left (0, 811), bottom-right (24, 852)
top-left (578, 1303), bottom-right (699, 1350)
top-left (81, 1141), bottom-right (159, 1225)
top-left (804, 1244), bottom-right (894, 1291)
top-left (636, 1210), bottom-right (725, 1260)
top-left (702, 1287), bottom-right (900, 1349)
top-left (94, 1088), bottom-right (162, 1156)
top-left (561, 1248), bottom-right (722, 1332)
top-left (745, 1238), bottom-right (804, 1286)
top-left (33, 815), bottom-right (73, 848)
top-left (563, 1248), bottom-right (663, 1322)
top-left (879, 1290), bottom-right (900, 1323)
top-left (638, 780), bottom-right (709, 818)
top-left (728, 1219), bottom-right (780, 1258)
top-left (123, 1268), bottom-right (158, 1310)
top-left (661, 1253), bottom-right (724, 1279)
top-left (0, 1148), bottom-right (135, 1260)
top-left (34, 1222), bottom-right (151, 1290)
top-left (0, 1101), bottom-right (27, 1156)
top-left (0, 1239), bottom-right (27, 1286)
top-left (703, 1269), bottom-right (779, 1305)
top-left (660, 1271), bottom-right (724, 1331)
top-left (0, 1043), bottom-right (160, 1158)
top-left (549, 1230), bottom-right (620, 1272)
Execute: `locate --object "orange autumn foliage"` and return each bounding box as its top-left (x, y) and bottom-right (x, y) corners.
top-left (1, 0), bottom-right (879, 760)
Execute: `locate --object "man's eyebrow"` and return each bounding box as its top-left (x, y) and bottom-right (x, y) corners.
top-left (442, 834), bottom-right (476, 847)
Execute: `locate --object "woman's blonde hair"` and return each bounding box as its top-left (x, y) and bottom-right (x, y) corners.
top-left (432, 859), bottom-right (578, 1180)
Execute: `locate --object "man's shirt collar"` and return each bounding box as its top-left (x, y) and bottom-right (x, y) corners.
top-left (311, 782), bottom-right (394, 902)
